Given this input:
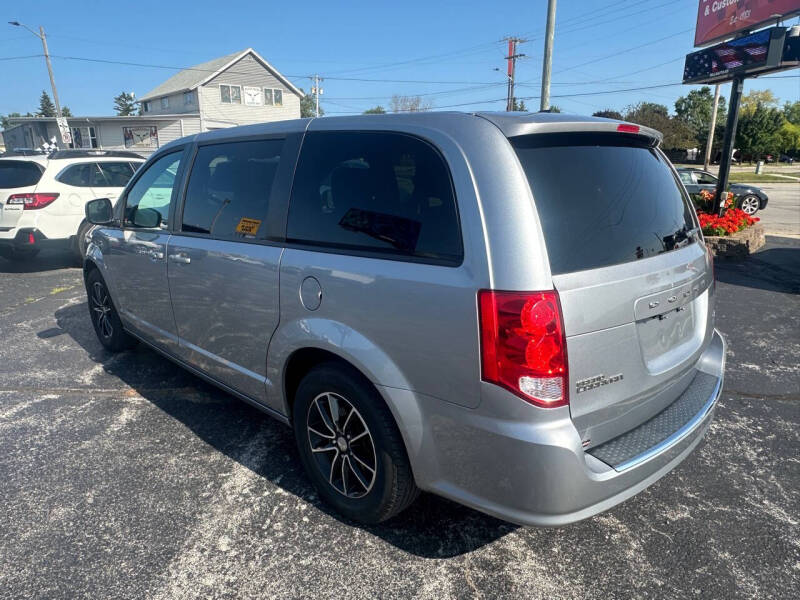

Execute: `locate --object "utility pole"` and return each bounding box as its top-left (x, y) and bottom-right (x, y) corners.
top-left (714, 76), bottom-right (744, 216)
top-left (703, 84), bottom-right (721, 171)
top-left (540, 0), bottom-right (557, 111)
top-left (311, 74), bottom-right (323, 117)
top-left (8, 21), bottom-right (68, 145)
top-left (503, 37), bottom-right (526, 111)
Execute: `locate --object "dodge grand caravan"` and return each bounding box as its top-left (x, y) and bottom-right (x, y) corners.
top-left (83, 112), bottom-right (725, 526)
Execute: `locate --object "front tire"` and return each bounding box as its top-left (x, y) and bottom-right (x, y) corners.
top-left (86, 269), bottom-right (136, 352)
top-left (739, 195), bottom-right (760, 215)
top-left (292, 363), bottom-right (419, 524)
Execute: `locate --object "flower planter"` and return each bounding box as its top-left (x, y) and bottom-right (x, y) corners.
top-left (704, 223), bottom-right (765, 259)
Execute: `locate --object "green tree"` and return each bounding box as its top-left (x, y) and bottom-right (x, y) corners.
top-left (363, 106), bottom-right (386, 114)
top-left (37, 90), bottom-right (56, 117)
top-left (674, 86), bottom-right (727, 153)
top-left (113, 91), bottom-right (137, 116)
top-left (783, 101), bottom-right (800, 125)
top-left (736, 103), bottom-right (785, 160)
top-left (624, 102), bottom-right (696, 149)
top-left (547, 105), bottom-right (562, 113)
top-left (61, 106), bottom-right (73, 117)
top-left (740, 90), bottom-right (779, 115)
top-left (593, 109), bottom-right (623, 120)
top-left (299, 92), bottom-right (323, 118)
top-left (774, 120), bottom-right (800, 157)
top-left (512, 99), bottom-right (527, 111)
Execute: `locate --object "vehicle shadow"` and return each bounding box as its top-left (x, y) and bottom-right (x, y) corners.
top-left (713, 236), bottom-right (800, 295)
top-left (0, 250), bottom-right (79, 274)
top-left (53, 301), bottom-right (517, 557)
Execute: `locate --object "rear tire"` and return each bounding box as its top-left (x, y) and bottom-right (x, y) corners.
top-left (85, 269), bottom-right (136, 352)
top-left (75, 220), bottom-right (94, 261)
top-left (292, 363), bottom-right (419, 524)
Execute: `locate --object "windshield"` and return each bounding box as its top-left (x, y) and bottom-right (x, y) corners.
top-left (512, 133), bottom-right (697, 275)
top-left (0, 161), bottom-right (43, 188)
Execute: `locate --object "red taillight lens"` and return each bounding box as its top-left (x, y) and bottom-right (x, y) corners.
top-left (7, 193), bottom-right (59, 210)
top-left (479, 290), bottom-right (568, 408)
top-left (617, 123), bottom-right (640, 133)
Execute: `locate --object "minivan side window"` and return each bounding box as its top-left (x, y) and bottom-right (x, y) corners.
top-left (181, 139), bottom-right (284, 240)
top-left (287, 131), bottom-right (462, 263)
top-left (123, 151), bottom-right (183, 227)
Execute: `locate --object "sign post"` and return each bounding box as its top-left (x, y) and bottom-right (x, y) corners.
top-left (713, 76), bottom-right (744, 216)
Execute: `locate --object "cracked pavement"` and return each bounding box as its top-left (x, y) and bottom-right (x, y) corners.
top-left (0, 238), bottom-right (798, 599)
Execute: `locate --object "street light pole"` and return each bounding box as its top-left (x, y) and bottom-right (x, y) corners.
top-left (703, 84), bottom-right (721, 171)
top-left (8, 21), bottom-right (65, 141)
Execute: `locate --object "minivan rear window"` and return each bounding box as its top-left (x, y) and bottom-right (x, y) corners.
top-left (512, 133), bottom-right (696, 275)
top-left (0, 161), bottom-right (43, 188)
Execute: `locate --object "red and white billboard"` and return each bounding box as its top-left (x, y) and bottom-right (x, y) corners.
top-left (695, 0), bottom-right (800, 47)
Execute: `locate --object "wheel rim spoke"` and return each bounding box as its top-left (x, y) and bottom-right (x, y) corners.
top-left (314, 397), bottom-right (337, 437)
top-left (349, 430), bottom-right (369, 444)
top-left (311, 443), bottom-right (337, 453)
top-left (345, 456), bottom-right (371, 491)
top-left (351, 451), bottom-right (375, 475)
top-left (308, 426), bottom-right (335, 440)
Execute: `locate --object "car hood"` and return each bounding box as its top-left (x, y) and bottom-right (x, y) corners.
top-left (730, 183), bottom-right (766, 197)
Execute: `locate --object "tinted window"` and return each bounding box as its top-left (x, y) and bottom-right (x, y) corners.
top-left (287, 132), bottom-right (461, 263)
top-left (512, 133), bottom-right (696, 275)
top-left (679, 171), bottom-right (693, 185)
top-left (181, 139), bottom-right (283, 240)
top-left (124, 151), bottom-right (183, 227)
top-left (695, 171), bottom-right (717, 185)
top-left (94, 162), bottom-right (134, 187)
top-left (0, 161), bottom-right (43, 188)
top-left (56, 163), bottom-right (93, 187)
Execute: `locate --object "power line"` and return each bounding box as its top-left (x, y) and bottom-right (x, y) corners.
top-left (0, 54), bottom-right (43, 61)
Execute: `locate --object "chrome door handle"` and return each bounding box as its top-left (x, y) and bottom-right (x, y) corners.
top-left (169, 253), bottom-right (191, 264)
top-left (149, 250), bottom-right (164, 260)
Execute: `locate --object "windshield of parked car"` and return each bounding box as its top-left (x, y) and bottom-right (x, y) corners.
top-left (512, 132), bottom-right (697, 275)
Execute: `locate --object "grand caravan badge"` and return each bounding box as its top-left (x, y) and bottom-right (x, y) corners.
top-left (576, 373), bottom-right (624, 394)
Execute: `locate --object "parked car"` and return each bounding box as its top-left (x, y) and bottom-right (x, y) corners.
top-left (83, 113), bottom-right (725, 526)
top-left (677, 167), bottom-right (768, 215)
top-left (0, 150), bottom-right (144, 260)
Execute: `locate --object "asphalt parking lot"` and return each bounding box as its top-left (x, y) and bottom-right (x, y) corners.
top-left (1, 236), bottom-right (798, 599)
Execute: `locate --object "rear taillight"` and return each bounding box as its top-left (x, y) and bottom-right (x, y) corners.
top-left (478, 289), bottom-right (568, 408)
top-left (617, 123), bottom-right (640, 133)
top-left (6, 193), bottom-right (59, 210)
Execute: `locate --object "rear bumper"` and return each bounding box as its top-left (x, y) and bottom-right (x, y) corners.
top-left (384, 329), bottom-right (726, 527)
top-left (0, 228), bottom-right (70, 251)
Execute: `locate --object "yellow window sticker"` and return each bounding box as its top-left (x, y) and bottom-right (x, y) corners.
top-left (236, 217), bottom-right (262, 236)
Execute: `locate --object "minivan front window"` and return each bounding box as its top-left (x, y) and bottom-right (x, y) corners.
top-left (512, 133), bottom-right (697, 275)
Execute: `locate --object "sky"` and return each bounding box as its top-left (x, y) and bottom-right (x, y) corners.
top-left (1, 0), bottom-right (798, 118)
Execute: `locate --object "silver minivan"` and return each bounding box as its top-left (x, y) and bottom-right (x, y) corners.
top-left (83, 112), bottom-right (725, 526)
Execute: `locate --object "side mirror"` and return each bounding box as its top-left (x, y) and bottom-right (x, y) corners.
top-left (85, 198), bottom-right (113, 225)
top-left (132, 207), bottom-right (161, 228)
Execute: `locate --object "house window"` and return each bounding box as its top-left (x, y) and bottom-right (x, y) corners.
top-left (71, 126), bottom-right (98, 149)
top-left (220, 84), bottom-right (241, 104)
top-left (143, 101), bottom-right (151, 113)
top-left (264, 88), bottom-right (283, 107)
top-left (161, 97), bottom-right (169, 109)
top-left (184, 91), bottom-right (194, 105)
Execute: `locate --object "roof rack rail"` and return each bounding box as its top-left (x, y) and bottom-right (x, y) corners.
top-left (48, 149), bottom-right (145, 159)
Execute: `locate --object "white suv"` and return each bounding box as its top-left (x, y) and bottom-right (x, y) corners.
top-left (0, 150), bottom-right (144, 260)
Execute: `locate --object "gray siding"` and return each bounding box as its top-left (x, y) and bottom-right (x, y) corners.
top-left (143, 90), bottom-right (198, 115)
top-left (198, 54), bottom-right (300, 127)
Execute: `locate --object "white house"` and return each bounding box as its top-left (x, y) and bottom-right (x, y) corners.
top-left (2, 48), bottom-right (303, 157)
